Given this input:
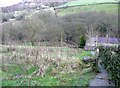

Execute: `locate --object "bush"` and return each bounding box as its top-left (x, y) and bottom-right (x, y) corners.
top-left (2, 13), bottom-right (15, 22)
top-left (2, 17), bottom-right (8, 22)
top-left (98, 46), bottom-right (120, 87)
top-left (79, 35), bottom-right (86, 48)
top-left (16, 15), bottom-right (24, 20)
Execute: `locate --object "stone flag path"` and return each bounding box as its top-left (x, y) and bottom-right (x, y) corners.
top-left (89, 63), bottom-right (115, 87)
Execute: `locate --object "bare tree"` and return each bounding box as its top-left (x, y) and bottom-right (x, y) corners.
top-left (85, 24), bottom-right (98, 47)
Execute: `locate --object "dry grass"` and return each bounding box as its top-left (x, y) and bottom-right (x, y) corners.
top-left (1, 45), bottom-right (95, 86)
top-left (1, 45), bottom-right (81, 75)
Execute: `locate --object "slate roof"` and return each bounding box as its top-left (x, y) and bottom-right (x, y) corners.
top-left (85, 37), bottom-right (119, 50)
top-left (92, 37), bottom-right (119, 44)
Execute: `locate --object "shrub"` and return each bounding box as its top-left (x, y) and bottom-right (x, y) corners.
top-left (79, 35), bottom-right (86, 48)
top-left (98, 46), bottom-right (120, 87)
top-left (2, 17), bottom-right (8, 22)
top-left (2, 13), bottom-right (15, 22)
top-left (16, 15), bottom-right (24, 20)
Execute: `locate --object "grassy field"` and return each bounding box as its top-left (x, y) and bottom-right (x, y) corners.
top-left (57, 4), bottom-right (118, 16)
top-left (60, 0), bottom-right (119, 7)
top-left (0, 45), bottom-right (96, 86)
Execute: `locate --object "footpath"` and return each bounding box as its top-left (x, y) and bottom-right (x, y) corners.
top-left (89, 63), bottom-right (115, 87)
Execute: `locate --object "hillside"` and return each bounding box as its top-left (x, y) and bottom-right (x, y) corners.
top-left (60, 0), bottom-right (120, 7)
top-left (57, 4), bottom-right (119, 16)
top-left (1, 0), bottom-right (69, 13)
top-left (1, 0), bottom-right (76, 13)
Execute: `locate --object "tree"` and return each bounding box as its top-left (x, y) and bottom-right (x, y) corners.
top-left (24, 10), bottom-right (60, 46)
top-left (25, 15), bottom-right (44, 46)
top-left (79, 35), bottom-right (86, 48)
top-left (96, 23), bottom-right (109, 37)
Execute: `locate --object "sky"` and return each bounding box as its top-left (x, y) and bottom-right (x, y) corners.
top-left (0, 0), bottom-right (22, 7)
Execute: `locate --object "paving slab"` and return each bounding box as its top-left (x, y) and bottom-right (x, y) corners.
top-left (89, 63), bottom-right (115, 87)
top-left (89, 78), bottom-right (110, 86)
top-left (96, 73), bottom-right (108, 79)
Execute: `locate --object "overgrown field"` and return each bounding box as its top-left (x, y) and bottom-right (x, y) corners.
top-left (0, 45), bottom-right (96, 86)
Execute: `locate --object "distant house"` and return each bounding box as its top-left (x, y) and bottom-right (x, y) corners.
top-left (40, 4), bottom-right (49, 9)
top-left (85, 37), bottom-right (119, 50)
top-left (9, 18), bottom-right (15, 21)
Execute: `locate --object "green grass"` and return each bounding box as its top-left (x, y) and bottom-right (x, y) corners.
top-left (69, 72), bottom-right (96, 86)
top-left (60, 0), bottom-right (119, 7)
top-left (2, 78), bottom-right (33, 86)
top-left (58, 4), bottom-right (118, 16)
top-left (1, 57), bottom-right (95, 86)
top-left (57, 71), bottom-right (95, 86)
top-left (73, 50), bottom-right (92, 60)
top-left (2, 71), bottom-right (94, 86)
top-left (32, 75), bottom-right (59, 86)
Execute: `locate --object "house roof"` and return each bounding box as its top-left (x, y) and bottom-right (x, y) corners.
top-left (85, 37), bottom-right (119, 50)
top-left (92, 37), bottom-right (119, 44)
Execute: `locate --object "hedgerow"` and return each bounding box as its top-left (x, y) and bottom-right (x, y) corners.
top-left (98, 46), bottom-right (120, 86)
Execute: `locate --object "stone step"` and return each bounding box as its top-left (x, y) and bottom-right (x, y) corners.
top-left (89, 78), bottom-right (114, 86)
top-left (96, 73), bottom-right (108, 79)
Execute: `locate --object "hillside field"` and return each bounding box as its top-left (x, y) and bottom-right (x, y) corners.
top-left (60, 0), bottom-right (119, 7)
top-left (57, 4), bottom-right (119, 16)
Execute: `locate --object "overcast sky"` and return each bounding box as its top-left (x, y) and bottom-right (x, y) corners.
top-left (0, 0), bottom-right (22, 7)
